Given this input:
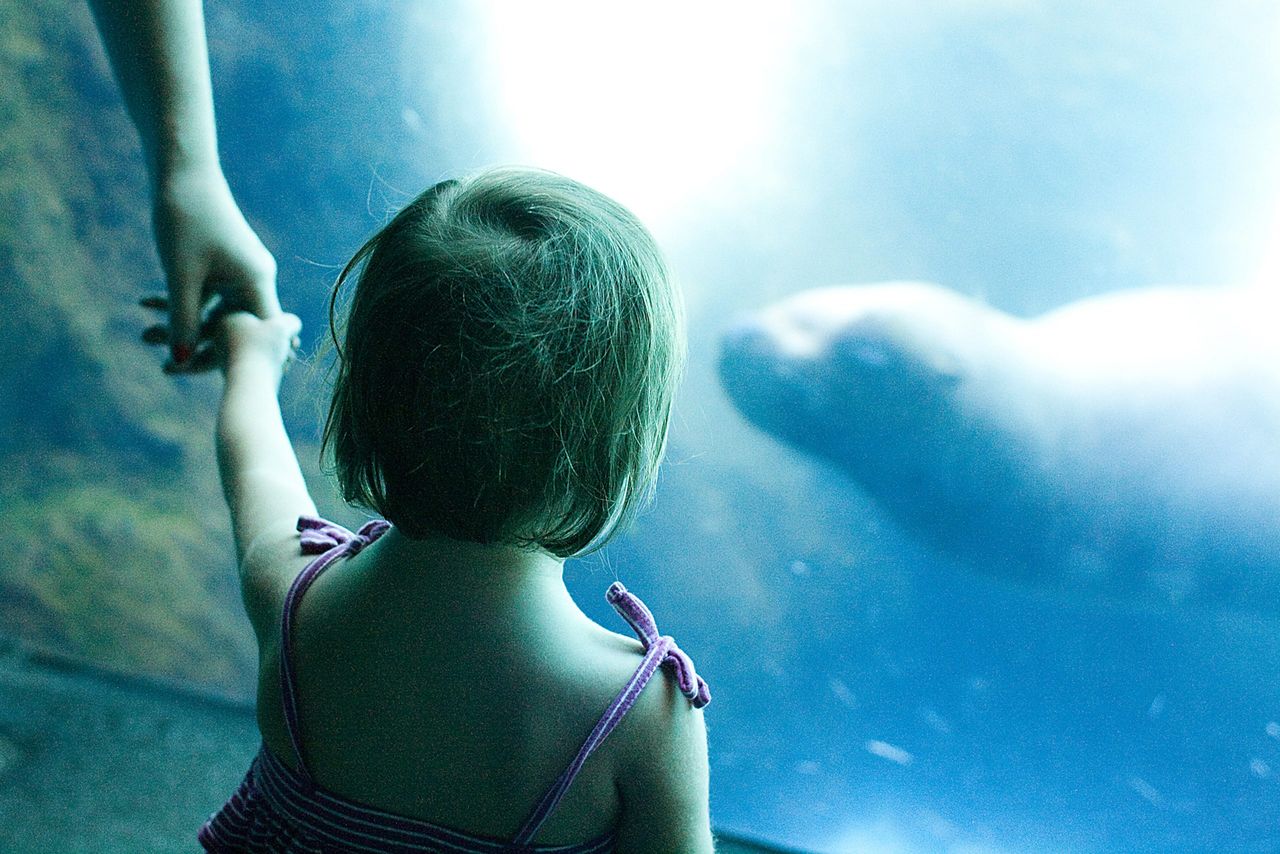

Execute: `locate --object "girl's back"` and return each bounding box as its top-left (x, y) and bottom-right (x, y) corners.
top-left (251, 525), bottom-right (702, 847)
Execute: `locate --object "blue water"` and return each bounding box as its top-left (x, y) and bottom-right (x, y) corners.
top-left (51, 0), bottom-right (1280, 850)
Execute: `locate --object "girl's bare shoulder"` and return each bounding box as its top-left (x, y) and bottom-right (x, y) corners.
top-left (570, 614), bottom-right (708, 766)
top-left (577, 617), bottom-right (713, 849)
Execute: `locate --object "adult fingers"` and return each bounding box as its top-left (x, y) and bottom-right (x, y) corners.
top-left (141, 292), bottom-right (227, 340)
top-left (163, 342), bottom-right (219, 375)
top-left (212, 244), bottom-right (279, 319)
top-left (248, 275), bottom-right (283, 319)
top-left (141, 323), bottom-right (168, 345)
top-left (167, 263), bottom-right (208, 366)
top-left (246, 247), bottom-right (280, 318)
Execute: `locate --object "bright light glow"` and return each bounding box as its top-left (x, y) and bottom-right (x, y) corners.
top-left (475, 1), bottom-right (800, 225)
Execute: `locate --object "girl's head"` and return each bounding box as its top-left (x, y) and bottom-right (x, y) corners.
top-left (323, 167), bottom-right (684, 557)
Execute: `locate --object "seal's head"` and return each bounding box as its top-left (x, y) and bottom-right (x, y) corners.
top-left (719, 282), bottom-right (1013, 478)
top-left (719, 281), bottom-right (1055, 574)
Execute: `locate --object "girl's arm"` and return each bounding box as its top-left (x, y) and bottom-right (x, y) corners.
top-left (213, 312), bottom-right (317, 636)
top-left (615, 676), bottom-right (715, 852)
top-left (216, 312), bottom-right (315, 562)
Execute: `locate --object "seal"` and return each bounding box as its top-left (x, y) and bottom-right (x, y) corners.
top-left (719, 281), bottom-right (1280, 611)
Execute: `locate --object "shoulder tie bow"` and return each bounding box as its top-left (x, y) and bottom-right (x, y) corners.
top-left (606, 581), bottom-right (711, 709)
top-left (297, 515), bottom-right (390, 556)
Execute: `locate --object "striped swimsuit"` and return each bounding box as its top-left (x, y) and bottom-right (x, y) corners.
top-left (199, 516), bottom-right (711, 853)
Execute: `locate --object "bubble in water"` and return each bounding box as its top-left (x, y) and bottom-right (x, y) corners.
top-left (865, 739), bottom-right (912, 766)
top-left (920, 707), bottom-right (953, 735)
top-left (1128, 776), bottom-right (1164, 808)
top-left (400, 107), bottom-right (424, 133)
top-left (828, 675), bottom-right (857, 709)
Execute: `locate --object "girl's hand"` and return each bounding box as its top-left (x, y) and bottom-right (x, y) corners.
top-left (216, 311), bottom-right (303, 379)
top-left (140, 297), bottom-right (301, 378)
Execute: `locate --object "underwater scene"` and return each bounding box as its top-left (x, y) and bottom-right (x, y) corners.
top-left (3, 0), bottom-right (1280, 851)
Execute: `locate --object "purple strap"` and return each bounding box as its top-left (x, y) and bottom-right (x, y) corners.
top-left (510, 581), bottom-right (710, 848)
top-left (279, 518), bottom-right (711, 846)
top-left (280, 515), bottom-right (391, 786)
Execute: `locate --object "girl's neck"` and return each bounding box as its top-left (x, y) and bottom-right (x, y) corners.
top-left (362, 525), bottom-right (567, 600)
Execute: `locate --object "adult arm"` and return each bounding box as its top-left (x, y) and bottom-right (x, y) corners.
top-left (89, 0), bottom-right (279, 365)
top-left (87, 0), bottom-right (217, 183)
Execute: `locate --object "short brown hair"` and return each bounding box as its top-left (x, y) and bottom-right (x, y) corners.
top-left (322, 168), bottom-right (684, 557)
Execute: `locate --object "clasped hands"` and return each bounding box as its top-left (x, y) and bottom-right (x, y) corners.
top-left (140, 165), bottom-right (300, 376)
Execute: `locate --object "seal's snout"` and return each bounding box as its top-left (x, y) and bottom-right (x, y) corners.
top-left (718, 315), bottom-right (792, 423)
top-left (718, 318), bottom-right (772, 392)
top-left (720, 314), bottom-right (771, 352)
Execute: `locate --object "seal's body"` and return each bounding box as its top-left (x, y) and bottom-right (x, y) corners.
top-left (719, 281), bottom-right (1280, 611)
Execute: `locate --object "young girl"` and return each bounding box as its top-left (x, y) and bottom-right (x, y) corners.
top-left (154, 168), bottom-right (713, 852)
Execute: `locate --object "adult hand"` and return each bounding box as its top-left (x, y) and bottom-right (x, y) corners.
top-left (152, 165), bottom-right (280, 371)
top-left (139, 295), bottom-right (299, 377)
